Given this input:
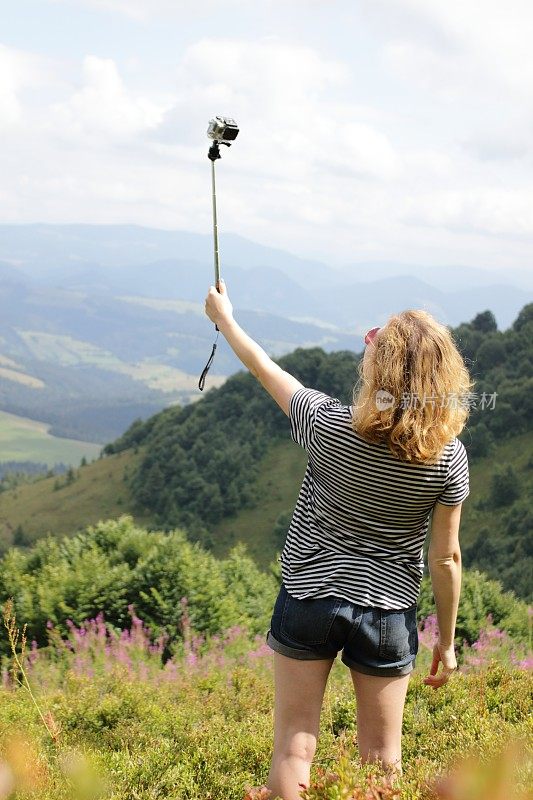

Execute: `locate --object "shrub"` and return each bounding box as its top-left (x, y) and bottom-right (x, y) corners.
top-left (489, 465), bottom-right (521, 508)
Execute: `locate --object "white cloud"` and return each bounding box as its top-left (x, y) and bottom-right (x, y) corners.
top-left (50, 0), bottom-right (321, 21)
top-left (356, 0), bottom-right (533, 253)
top-left (49, 0), bottom-right (197, 22)
top-left (48, 56), bottom-right (173, 142)
top-left (154, 38), bottom-right (399, 184)
top-left (405, 0), bottom-right (533, 98)
top-left (2, 3), bottom-right (533, 272)
top-left (400, 188), bottom-right (533, 239)
top-left (374, 1), bottom-right (533, 144)
top-left (0, 45), bottom-right (53, 129)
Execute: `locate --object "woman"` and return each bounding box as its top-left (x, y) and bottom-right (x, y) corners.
top-left (204, 280), bottom-right (473, 799)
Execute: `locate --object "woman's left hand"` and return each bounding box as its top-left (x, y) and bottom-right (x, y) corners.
top-left (204, 278), bottom-right (234, 326)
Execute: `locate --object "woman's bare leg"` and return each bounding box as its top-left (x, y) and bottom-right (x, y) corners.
top-left (348, 668), bottom-right (411, 781)
top-left (266, 652), bottom-right (336, 800)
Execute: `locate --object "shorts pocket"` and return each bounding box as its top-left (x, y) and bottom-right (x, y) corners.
top-left (280, 589), bottom-right (343, 646)
top-left (378, 604), bottom-right (418, 661)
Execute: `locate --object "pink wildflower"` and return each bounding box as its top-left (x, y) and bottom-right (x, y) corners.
top-left (248, 643), bottom-right (271, 660)
top-left (418, 613), bottom-right (439, 649)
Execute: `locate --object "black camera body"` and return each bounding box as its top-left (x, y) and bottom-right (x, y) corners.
top-left (207, 116), bottom-right (239, 145)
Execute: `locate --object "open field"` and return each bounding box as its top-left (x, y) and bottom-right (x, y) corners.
top-left (14, 329), bottom-right (227, 393)
top-left (0, 409), bottom-right (102, 465)
top-left (0, 446), bottom-right (152, 548)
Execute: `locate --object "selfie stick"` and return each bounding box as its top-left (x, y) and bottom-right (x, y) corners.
top-left (198, 117), bottom-right (239, 391)
top-left (209, 140), bottom-right (222, 292)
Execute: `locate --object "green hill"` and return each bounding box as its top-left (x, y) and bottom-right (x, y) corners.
top-left (209, 431), bottom-right (533, 600)
top-left (0, 447), bottom-right (151, 548)
top-left (1, 411), bottom-right (531, 602)
top-left (1, 304), bottom-right (531, 601)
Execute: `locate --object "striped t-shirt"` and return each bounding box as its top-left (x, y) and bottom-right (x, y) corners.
top-left (279, 387), bottom-right (470, 610)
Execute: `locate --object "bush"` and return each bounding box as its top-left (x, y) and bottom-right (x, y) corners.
top-left (0, 621), bottom-right (531, 799)
top-left (489, 465), bottom-right (521, 508)
top-left (0, 515), bottom-right (278, 662)
top-left (466, 422), bottom-right (496, 459)
top-left (417, 568), bottom-right (530, 648)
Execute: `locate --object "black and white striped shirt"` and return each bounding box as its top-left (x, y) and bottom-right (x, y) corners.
top-left (279, 387), bottom-right (470, 610)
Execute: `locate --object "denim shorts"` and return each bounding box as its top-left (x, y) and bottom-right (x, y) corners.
top-left (265, 582), bottom-right (419, 677)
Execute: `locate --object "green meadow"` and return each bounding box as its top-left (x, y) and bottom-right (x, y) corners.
top-left (0, 447), bottom-right (150, 548)
top-left (0, 410), bottom-right (102, 466)
top-left (0, 517), bottom-right (531, 799)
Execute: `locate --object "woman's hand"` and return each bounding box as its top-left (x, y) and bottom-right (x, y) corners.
top-left (423, 641), bottom-right (458, 689)
top-left (204, 278), bottom-right (234, 326)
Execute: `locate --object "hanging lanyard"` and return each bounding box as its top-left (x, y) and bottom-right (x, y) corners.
top-left (198, 324), bottom-right (220, 391)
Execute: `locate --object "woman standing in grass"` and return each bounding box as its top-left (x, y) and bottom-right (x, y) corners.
top-left (205, 280), bottom-right (473, 800)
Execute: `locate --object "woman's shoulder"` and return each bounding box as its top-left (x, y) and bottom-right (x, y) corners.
top-left (449, 436), bottom-right (469, 462)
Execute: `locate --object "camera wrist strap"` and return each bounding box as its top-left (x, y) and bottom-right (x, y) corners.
top-left (198, 324), bottom-right (219, 391)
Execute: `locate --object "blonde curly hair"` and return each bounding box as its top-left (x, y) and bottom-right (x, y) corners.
top-left (351, 309), bottom-right (475, 464)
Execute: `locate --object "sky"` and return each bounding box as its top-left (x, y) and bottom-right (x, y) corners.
top-left (2, 0), bottom-right (533, 274)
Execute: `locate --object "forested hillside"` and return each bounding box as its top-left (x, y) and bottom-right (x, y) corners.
top-left (100, 304), bottom-right (533, 596)
top-left (2, 304), bottom-right (531, 601)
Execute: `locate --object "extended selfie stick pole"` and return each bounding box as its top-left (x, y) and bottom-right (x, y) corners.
top-left (209, 141), bottom-right (222, 293)
top-left (198, 142), bottom-right (222, 392)
top-left (199, 117), bottom-right (239, 391)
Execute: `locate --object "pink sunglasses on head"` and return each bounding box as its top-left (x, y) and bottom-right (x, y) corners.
top-left (364, 326), bottom-right (381, 346)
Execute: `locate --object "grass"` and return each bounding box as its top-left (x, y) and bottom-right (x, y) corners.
top-left (0, 447), bottom-right (153, 549)
top-left (210, 440), bottom-right (307, 569)
top-left (0, 603), bottom-right (531, 800)
top-left (0, 409), bottom-right (102, 465)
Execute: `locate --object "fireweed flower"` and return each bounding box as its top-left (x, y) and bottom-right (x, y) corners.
top-left (247, 637), bottom-right (271, 660)
top-left (8, 601), bottom-right (345, 690)
top-left (418, 614), bottom-right (440, 649)
top-left (462, 619), bottom-right (531, 673)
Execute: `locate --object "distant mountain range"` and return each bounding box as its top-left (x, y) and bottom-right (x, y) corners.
top-left (1, 222), bottom-right (532, 291)
top-left (0, 223), bottom-right (531, 446)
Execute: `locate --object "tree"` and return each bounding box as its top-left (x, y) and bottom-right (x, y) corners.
top-left (487, 402), bottom-right (523, 439)
top-left (475, 337), bottom-right (506, 371)
top-left (468, 423), bottom-right (496, 459)
top-left (13, 525), bottom-right (28, 547)
top-left (489, 465), bottom-right (521, 508)
top-left (512, 302), bottom-right (533, 332)
top-left (273, 510), bottom-right (293, 550)
top-left (136, 463), bottom-right (165, 508)
top-left (222, 481), bottom-right (240, 516)
top-left (471, 310), bottom-right (498, 334)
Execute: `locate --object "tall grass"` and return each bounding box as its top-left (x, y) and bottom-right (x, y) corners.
top-left (0, 598), bottom-right (531, 799)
